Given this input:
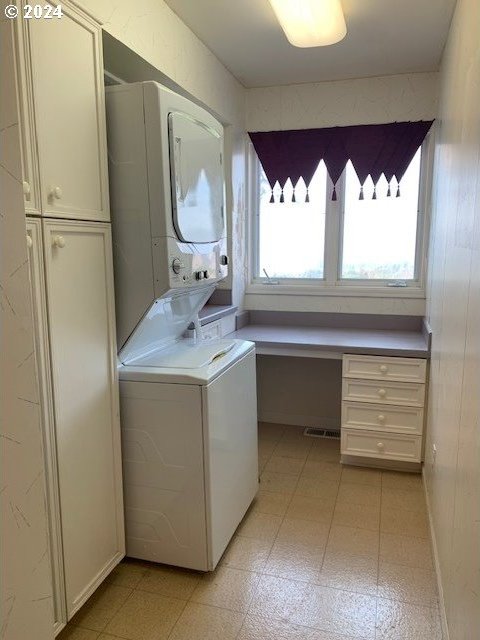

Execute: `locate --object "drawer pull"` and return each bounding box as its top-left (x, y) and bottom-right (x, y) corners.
top-left (52, 235), bottom-right (66, 249)
top-left (378, 388), bottom-right (387, 397)
top-left (377, 442), bottom-right (385, 451)
top-left (377, 414), bottom-right (386, 423)
top-left (379, 364), bottom-right (388, 373)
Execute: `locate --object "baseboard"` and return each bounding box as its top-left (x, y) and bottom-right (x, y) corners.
top-left (422, 467), bottom-right (450, 640)
top-left (258, 412), bottom-right (339, 430)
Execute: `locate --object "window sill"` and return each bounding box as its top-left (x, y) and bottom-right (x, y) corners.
top-left (246, 283), bottom-right (426, 299)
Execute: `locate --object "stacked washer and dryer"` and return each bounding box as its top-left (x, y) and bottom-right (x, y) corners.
top-left (105, 81), bottom-right (258, 571)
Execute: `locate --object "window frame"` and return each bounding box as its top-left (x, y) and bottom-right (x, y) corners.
top-left (248, 130), bottom-right (434, 297)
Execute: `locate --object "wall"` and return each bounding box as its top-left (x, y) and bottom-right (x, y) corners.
top-left (73, 0), bottom-right (248, 307)
top-left (0, 12), bottom-right (54, 640)
top-left (423, 0), bottom-right (480, 637)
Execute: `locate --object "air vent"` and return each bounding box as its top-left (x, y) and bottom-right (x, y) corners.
top-left (303, 427), bottom-right (340, 439)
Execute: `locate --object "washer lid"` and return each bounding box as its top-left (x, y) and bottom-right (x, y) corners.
top-left (118, 338), bottom-right (254, 385)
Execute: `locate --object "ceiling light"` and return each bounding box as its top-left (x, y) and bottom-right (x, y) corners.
top-left (268, 0), bottom-right (347, 48)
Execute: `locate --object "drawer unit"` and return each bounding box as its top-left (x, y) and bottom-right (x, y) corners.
top-left (341, 353), bottom-right (427, 467)
top-left (343, 354), bottom-right (427, 383)
top-left (341, 429), bottom-right (422, 462)
top-left (341, 402), bottom-right (424, 435)
top-left (342, 378), bottom-right (425, 407)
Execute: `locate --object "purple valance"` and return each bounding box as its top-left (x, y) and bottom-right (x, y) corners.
top-left (248, 120), bottom-right (433, 201)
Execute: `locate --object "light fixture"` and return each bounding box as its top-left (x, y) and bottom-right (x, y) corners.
top-left (268, 0), bottom-right (347, 48)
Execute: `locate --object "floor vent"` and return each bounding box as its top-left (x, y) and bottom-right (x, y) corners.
top-left (303, 427), bottom-right (341, 439)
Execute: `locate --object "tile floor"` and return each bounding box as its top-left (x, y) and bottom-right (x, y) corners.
top-left (59, 424), bottom-right (442, 640)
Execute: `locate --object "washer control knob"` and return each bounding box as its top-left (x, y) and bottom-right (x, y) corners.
top-left (171, 258), bottom-right (182, 274)
top-left (195, 271), bottom-right (204, 280)
top-left (203, 270), bottom-right (209, 279)
top-left (220, 254), bottom-right (228, 266)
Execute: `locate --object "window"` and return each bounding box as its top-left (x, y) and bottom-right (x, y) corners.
top-left (251, 145), bottom-right (429, 289)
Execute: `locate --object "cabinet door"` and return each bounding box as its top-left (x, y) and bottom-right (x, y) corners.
top-left (43, 220), bottom-right (124, 617)
top-left (11, 21), bottom-right (41, 214)
top-left (26, 2), bottom-right (109, 221)
top-left (26, 219), bottom-right (67, 632)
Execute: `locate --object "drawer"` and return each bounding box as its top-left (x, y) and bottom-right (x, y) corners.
top-left (342, 401), bottom-right (424, 435)
top-left (342, 378), bottom-right (425, 407)
top-left (343, 354), bottom-right (427, 383)
top-left (341, 428), bottom-right (422, 462)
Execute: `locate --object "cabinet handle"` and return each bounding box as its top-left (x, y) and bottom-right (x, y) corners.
top-left (378, 388), bottom-right (386, 397)
top-left (23, 181), bottom-right (31, 200)
top-left (49, 186), bottom-right (62, 200)
top-left (377, 442), bottom-right (385, 451)
top-left (379, 364), bottom-right (388, 373)
top-left (52, 235), bottom-right (66, 248)
top-left (377, 414), bottom-right (386, 423)
top-left (26, 234), bottom-right (33, 249)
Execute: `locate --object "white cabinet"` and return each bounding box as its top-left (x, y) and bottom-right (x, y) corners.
top-left (341, 354), bottom-right (427, 467)
top-left (26, 218), bottom-right (125, 626)
top-left (14, 1), bottom-right (110, 221)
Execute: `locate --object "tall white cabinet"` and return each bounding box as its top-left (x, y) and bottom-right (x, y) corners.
top-left (15, 1), bottom-right (125, 634)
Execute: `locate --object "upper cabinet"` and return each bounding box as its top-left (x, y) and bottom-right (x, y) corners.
top-left (14, 1), bottom-right (110, 221)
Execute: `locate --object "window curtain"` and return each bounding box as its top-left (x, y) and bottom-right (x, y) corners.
top-left (248, 120), bottom-right (434, 202)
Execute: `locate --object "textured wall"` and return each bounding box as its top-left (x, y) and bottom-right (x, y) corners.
top-left (0, 13), bottom-right (54, 640)
top-left (424, 0), bottom-right (480, 637)
top-left (246, 72), bottom-right (439, 132)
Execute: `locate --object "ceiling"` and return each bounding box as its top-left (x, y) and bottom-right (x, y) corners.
top-left (165, 0), bottom-right (456, 87)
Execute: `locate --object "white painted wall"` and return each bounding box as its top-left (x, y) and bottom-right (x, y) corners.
top-left (246, 71), bottom-right (439, 132)
top-left (0, 13), bottom-right (54, 640)
top-left (424, 0), bottom-right (480, 636)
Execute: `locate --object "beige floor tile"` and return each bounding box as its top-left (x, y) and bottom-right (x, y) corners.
top-left (248, 574), bottom-right (313, 621)
top-left (336, 482), bottom-right (381, 508)
top-left (380, 532), bottom-right (433, 569)
top-left (301, 460), bottom-right (343, 482)
top-left (250, 490), bottom-right (291, 516)
top-left (168, 602), bottom-right (245, 640)
top-left (294, 476), bottom-right (339, 500)
top-left (265, 456), bottom-right (305, 475)
top-left (258, 423), bottom-right (286, 441)
top-left (326, 524), bottom-right (379, 558)
top-left (238, 613), bottom-right (356, 640)
top-left (258, 440), bottom-right (277, 459)
top-left (286, 494), bottom-right (335, 524)
top-left (191, 566), bottom-right (260, 612)
top-left (276, 518), bottom-right (330, 548)
top-left (260, 471), bottom-right (299, 494)
top-left (377, 561), bottom-right (438, 606)
top-left (273, 441), bottom-right (312, 461)
top-left (221, 535), bottom-right (273, 571)
top-left (315, 549), bottom-right (378, 596)
top-left (136, 564), bottom-right (201, 600)
top-left (253, 575), bottom-right (376, 637)
top-left (381, 471), bottom-right (423, 491)
top-left (263, 541), bottom-right (325, 582)
top-left (258, 454), bottom-right (270, 473)
top-left (332, 501), bottom-right (380, 531)
top-left (58, 627), bottom-right (99, 640)
top-left (237, 510), bottom-right (283, 542)
top-left (307, 440), bottom-right (341, 463)
top-left (107, 560), bottom-right (149, 589)
top-left (98, 635), bottom-right (127, 640)
top-left (381, 487), bottom-right (427, 513)
top-left (71, 583), bottom-right (133, 632)
top-left (105, 590), bottom-right (185, 640)
top-left (375, 598), bottom-right (442, 639)
top-left (341, 466), bottom-right (382, 487)
top-left (380, 507), bottom-right (429, 538)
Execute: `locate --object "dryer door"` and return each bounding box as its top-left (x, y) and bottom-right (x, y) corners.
top-left (168, 112), bottom-right (224, 243)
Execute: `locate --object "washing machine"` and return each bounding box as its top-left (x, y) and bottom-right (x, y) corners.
top-left (106, 81), bottom-right (258, 570)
